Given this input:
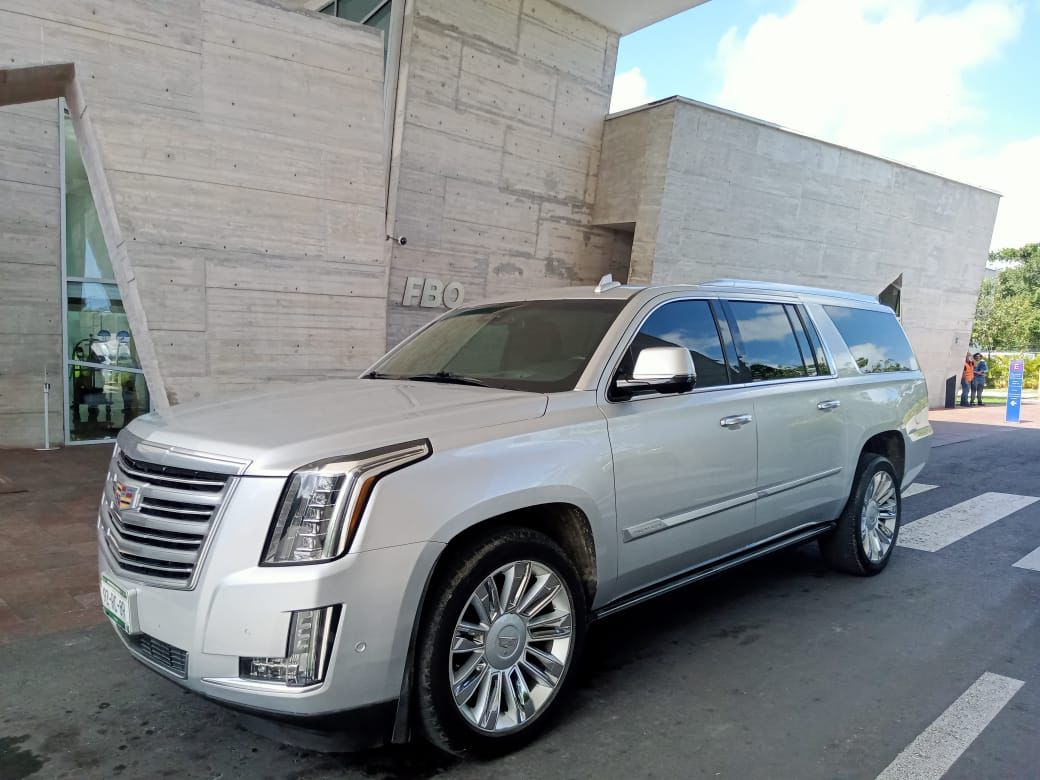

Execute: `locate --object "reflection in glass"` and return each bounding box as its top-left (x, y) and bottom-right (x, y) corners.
top-left (320, 0), bottom-right (393, 63)
top-left (824, 305), bottom-right (918, 373)
top-left (63, 104), bottom-right (149, 443)
top-left (370, 299), bottom-right (626, 393)
top-left (623, 300), bottom-right (730, 388)
top-left (67, 366), bottom-right (149, 443)
top-left (335, 0), bottom-right (385, 21)
top-left (800, 309), bottom-right (831, 376)
top-left (64, 120), bottom-right (114, 279)
top-left (66, 282), bottom-right (140, 369)
top-left (366, 2), bottom-right (391, 34)
top-left (729, 301), bottom-right (809, 382)
top-left (786, 305), bottom-right (818, 377)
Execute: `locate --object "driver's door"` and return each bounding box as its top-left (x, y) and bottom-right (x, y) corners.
top-left (599, 298), bottom-right (760, 596)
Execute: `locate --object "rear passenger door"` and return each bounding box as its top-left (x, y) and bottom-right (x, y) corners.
top-left (723, 300), bottom-right (848, 537)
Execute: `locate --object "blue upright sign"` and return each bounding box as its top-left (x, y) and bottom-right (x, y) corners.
top-left (1006, 359), bottom-right (1024, 423)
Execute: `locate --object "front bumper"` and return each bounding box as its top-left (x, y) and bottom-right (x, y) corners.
top-left (98, 474), bottom-right (443, 724)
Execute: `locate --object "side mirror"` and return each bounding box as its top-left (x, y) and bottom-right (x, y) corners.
top-left (615, 347), bottom-right (696, 399)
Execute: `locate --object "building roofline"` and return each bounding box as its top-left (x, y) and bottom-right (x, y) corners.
top-left (606, 95), bottom-right (1002, 197)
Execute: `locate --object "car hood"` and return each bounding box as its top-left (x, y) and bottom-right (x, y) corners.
top-left (125, 379), bottom-right (548, 475)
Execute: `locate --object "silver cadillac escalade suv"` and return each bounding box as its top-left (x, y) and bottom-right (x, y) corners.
top-left (97, 278), bottom-right (931, 756)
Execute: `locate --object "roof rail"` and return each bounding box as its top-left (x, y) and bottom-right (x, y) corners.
top-left (699, 278), bottom-right (878, 304)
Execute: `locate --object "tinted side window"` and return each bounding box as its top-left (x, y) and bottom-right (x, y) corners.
top-left (823, 305), bottom-right (919, 373)
top-left (728, 301), bottom-right (809, 381)
top-left (621, 300), bottom-right (729, 388)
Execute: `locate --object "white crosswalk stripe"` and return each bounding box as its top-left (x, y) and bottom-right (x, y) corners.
top-left (902, 483), bottom-right (938, 498)
top-left (897, 492), bottom-right (1040, 552)
top-left (1012, 544), bottom-right (1040, 572)
top-left (876, 672), bottom-right (1025, 780)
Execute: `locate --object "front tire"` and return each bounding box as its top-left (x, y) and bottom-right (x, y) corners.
top-left (820, 454), bottom-right (901, 575)
top-left (415, 527), bottom-right (587, 756)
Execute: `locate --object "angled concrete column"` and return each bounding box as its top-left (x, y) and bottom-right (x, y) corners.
top-left (0, 0), bottom-right (389, 447)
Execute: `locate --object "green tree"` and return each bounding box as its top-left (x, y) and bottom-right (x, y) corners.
top-left (972, 243), bottom-right (1040, 350)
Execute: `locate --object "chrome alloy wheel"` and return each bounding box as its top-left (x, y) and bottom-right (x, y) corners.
top-left (860, 470), bottom-right (898, 563)
top-left (449, 560), bottom-right (574, 734)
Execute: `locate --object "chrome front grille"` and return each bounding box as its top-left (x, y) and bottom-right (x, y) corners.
top-left (100, 440), bottom-right (244, 589)
top-left (118, 452), bottom-right (231, 492)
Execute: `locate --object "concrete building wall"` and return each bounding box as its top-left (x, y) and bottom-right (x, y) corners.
top-left (0, 0), bottom-right (387, 426)
top-left (0, 101), bottom-right (63, 446)
top-left (595, 98), bottom-right (1000, 408)
top-left (384, 0), bottom-right (630, 343)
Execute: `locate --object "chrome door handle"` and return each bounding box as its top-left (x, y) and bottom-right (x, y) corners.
top-left (720, 414), bottom-right (753, 428)
top-left (817, 399), bottom-right (841, 410)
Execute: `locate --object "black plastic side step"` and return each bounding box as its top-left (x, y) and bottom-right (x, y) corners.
top-left (592, 522), bottom-right (836, 621)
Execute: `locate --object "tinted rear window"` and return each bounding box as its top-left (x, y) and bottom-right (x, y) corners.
top-left (823, 306), bottom-right (918, 373)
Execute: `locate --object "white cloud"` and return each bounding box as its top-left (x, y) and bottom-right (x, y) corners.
top-left (712, 0), bottom-right (1031, 249)
top-left (714, 0), bottom-right (1022, 151)
top-left (610, 66), bottom-right (651, 113)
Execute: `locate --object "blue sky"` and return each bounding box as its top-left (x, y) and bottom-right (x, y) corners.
top-left (611, 0), bottom-right (1040, 250)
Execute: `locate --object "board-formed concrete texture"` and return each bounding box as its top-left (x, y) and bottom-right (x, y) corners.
top-left (0, 101), bottom-right (63, 445)
top-left (383, 0), bottom-right (633, 344)
top-left (0, 0), bottom-right (387, 445)
top-left (0, 0), bottom-right (1003, 447)
top-left (595, 97), bottom-right (1000, 408)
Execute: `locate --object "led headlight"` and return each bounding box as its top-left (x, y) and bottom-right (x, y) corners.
top-left (262, 440), bottom-right (430, 565)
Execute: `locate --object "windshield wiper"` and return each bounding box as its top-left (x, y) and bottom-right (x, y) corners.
top-left (404, 371), bottom-right (490, 388)
top-left (361, 371), bottom-right (394, 380)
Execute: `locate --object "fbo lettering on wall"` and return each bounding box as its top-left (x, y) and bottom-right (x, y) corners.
top-left (402, 277), bottom-right (465, 308)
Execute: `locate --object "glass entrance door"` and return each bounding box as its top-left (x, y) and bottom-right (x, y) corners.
top-left (61, 103), bottom-right (150, 443)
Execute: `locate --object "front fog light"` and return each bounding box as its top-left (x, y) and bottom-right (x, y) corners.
top-left (241, 606), bottom-right (340, 687)
top-left (262, 440), bottom-right (430, 565)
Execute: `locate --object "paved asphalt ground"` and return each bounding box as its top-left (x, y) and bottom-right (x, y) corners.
top-left (2, 415), bottom-right (1039, 779)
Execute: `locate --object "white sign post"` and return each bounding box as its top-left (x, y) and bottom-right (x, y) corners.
top-left (35, 367), bottom-right (60, 451)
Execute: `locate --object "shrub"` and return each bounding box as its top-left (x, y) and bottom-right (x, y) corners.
top-left (985, 354), bottom-right (1039, 389)
top-left (1025, 356), bottom-right (1040, 390)
top-left (986, 355), bottom-right (1009, 388)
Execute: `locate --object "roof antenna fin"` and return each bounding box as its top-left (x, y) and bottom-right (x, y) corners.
top-left (594, 274), bottom-right (621, 293)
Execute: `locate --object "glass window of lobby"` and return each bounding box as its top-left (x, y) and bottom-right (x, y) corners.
top-left (62, 104), bottom-right (149, 443)
top-left (320, 0), bottom-right (393, 58)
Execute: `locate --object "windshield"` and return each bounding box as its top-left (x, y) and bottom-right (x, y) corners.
top-left (368, 299), bottom-right (628, 393)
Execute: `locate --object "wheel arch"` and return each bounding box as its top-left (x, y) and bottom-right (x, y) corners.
top-left (390, 500), bottom-right (600, 743)
top-left (859, 429), bottom-right (906, 482)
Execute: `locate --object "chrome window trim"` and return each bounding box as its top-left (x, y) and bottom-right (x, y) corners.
top-left (849, 366), bottom-right (922, 379)
top-left (597, 293), bottom-right (839, 405)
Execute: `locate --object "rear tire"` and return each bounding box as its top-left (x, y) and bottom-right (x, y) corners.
top-left (415, 526), bottom-right (586, 757)
top-left (820, 454), bottom-right (901, 576)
